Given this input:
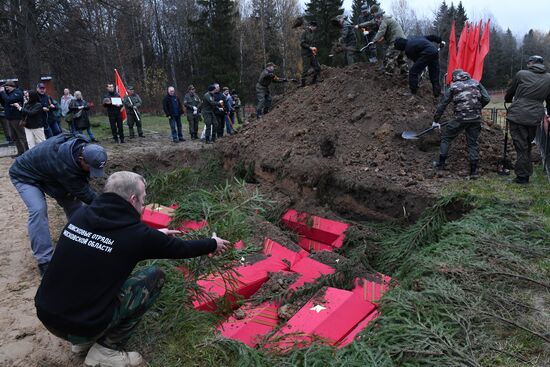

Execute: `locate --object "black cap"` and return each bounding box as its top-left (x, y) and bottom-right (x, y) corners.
top-left (528, 55), bottom-right (544, 64)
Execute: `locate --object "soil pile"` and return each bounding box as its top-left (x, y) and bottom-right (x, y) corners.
top-left (219, 63), bottom-right (506, 221)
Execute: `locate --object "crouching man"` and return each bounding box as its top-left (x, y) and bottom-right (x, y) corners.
top-left (35, 171), bottom-right (229, 367)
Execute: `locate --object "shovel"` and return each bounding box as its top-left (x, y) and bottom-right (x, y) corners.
top-left (401, 121), bottom-right (449, 140)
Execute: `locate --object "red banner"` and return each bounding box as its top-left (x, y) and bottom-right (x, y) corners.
top-left (114, 69), bottom-right (127, 122)
top-left (447, 20), bottom-right (490, 84)
top-left (472, 19), bottom-right (491, 81)
top-left (446, 21), bottom-right (457, 84)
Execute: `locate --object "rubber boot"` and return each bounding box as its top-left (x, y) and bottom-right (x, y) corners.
top-left (84, 343), bottom-right (143, 367)
top-left (468, 160), bottom-right (479, 180)
top-left (433, 155), bottom-right (446, 170)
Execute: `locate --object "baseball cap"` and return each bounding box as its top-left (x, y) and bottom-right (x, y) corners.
top-left (528, 55), bottom-right (544, 64)
top-left (36, 82), bottom-right (46, 89)
top-left (82, 144), bottom-right (108, 177)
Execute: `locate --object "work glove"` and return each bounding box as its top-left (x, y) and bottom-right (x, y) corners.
top-left (432, 121), bottom-right (441, 129)
top-left (193, 106), bottom-right (197, 115)
top-left (439, 41), bottom-right (446, 49)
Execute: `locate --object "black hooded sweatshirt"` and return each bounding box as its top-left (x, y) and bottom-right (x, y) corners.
top-left (35, 193), bottom-right (216, 337)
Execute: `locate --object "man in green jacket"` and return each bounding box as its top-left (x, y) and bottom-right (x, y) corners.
top-left (184, 85), bottom-right (202, 139)
top-left (300, 21), bottom-right (320, 87)
top-left (122, 86), bottom-right (143, 138)
top-left (505, 55), bottom-right (550, 184)
top-left (368, 11), bottom-right (407, 76)
top-left (256, 62), bottom-right (287, 119)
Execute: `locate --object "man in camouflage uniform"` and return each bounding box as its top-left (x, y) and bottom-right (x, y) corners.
top-left (34, 171), bottom-right (229, 367)
top-left (300, 21), bottom-right (321, 87)
top-left (505, 55), bottom-right (550, 184)
top-left (365, 10), bottom-right (407, 75)
top-left (356, 4), bottom-right (379, 63)
top-left (184, 84), bottom-right (202, 139)
top-left (233, 91), bottom-right (243, 124)
top-left (202, 84), bottom-right (222, 143)
top-left (122, 86), bottom-right (143, 138)
top-left (333, 15), bottom-right (358, 66)
top-left (256, 62), bottom-right (288, 119)
top-left (433, 69), bottom-right (491, 179)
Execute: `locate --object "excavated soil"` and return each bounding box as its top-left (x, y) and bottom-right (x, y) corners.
top-left (219, 63), bottom-right (508, 221)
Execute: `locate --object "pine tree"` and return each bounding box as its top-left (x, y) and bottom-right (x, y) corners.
top-left (431, 1), bottom-right (449, 36)
top-left (252, 0), bottom-right (283, 67)
top-left (454, 1), bottom-right (468, 35)
top-left (192, 0), bottom-right (239, 87)
top-left (501, 28), bottom-right (519, 84)
top-left (304, 0), bottom-right (344, 64)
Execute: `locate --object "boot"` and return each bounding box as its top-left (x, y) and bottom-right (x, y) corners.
top-left (84, 343), bottom-right (143, 367)
top-left (433, 155), bottom-right (447, 170)
top-left (299, 78), bottom-right (306, 88)
top-left (512, 176), bottom-right (529, 184)
top-left (468, 160), bottom-right (479, 180)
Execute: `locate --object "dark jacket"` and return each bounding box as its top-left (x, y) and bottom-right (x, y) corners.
top-left (38, 93), bottom-right (55, 128)
top-left (339, 18), bottom-right (357, 47)
top-left (20, 102), bottom-right (44, 129)
top-left (183, 92), bottom-right (202, 113)
top-left (214, 92), bottom-right (227, 116)
top-left (9, 134), bottom-right (97, 203)
top-left (434, 71), bottom-right (491, 122)
top-left (395, 35), bottom-right (440, 62)
top-left (103, 91), bottom-right (122, 118)
top-left (300, 28), bottom-right (316, 56)
top-left (69, 99), bottom-right (91, 130)
top-left (0, 88), bottom-right (24, 120)
top-left (162, 94), bottom-right (184, 117)
top-left (202, 92), bottom-right (219, 114)
top-left (257, 69), bottom-right (285, 88)
top-left (35, 193), bottom-right (217, 337)
top-left (505, 63), bottom-right (550, 126)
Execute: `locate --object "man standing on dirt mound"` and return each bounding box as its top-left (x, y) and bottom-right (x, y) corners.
top-left (505, 55), bottom-right (550, 184)
top-left (432, 69), bottom-right (490, 179)
top-left (34, 171), bottom-right (229, 367)
top-left (300, 21), bottom-right (321, 87)
top-left (369, 9), bottom-right (407, 76)
top-left (256, 62), bottom-right (288, 119)
top-left (9, 134), bottom-right (107, 277)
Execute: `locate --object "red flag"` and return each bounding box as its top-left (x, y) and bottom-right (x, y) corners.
top-left (472, 19), bottom-right (491, 81)
top-left (456, 22), bottom-right (469, 71)
top-left (114, 69), bottom-right (127, 123)
top-left (465, 21), bottom-right (481, 75)
top-left (446, 21), bottom-right (457, 84)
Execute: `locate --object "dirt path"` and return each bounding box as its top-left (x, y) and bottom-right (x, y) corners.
top-left (0, 156), bottom-right (81, 366)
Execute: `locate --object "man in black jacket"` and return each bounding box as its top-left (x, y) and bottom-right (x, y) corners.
top-left (10, 134), bottom-right (108, 276)
top-left (35, 171), bottom-right (229, 367)
top-left (162, 86), bottom-right (185, 143)
top-left (394, 36), bottom-right (445, 98)
top-left (0, 80), bottom-right (28, 155)
top-left (103, 84), bottom-right (125, 143)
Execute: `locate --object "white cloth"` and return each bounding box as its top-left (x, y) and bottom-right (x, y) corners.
top-left (24, 127), bottom-right (46, 149)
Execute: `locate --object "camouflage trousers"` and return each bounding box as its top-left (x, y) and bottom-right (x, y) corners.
top-left (256, 84), bottom-right (272, 119)
top-left (126, 113), bottom-right (143, 137)
top-left (344, 49), bottom-right (357, 66)
top-left (440, 119), bottom-right (482, 162)
top-left (44, 266), bottom-right (165, 349)
top-left (383, 45), bottom-right (407, 75)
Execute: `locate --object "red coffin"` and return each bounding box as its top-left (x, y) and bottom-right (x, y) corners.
top-left (262, 238), bottom-right (308, 268)
top-left (351, 275), bottom-right (392, 304)
top-left (141, 203), bottom-right (207, 231)
top-left (218, 301), bottom-right (279, 347)
top-left (267, 287), bottom-right (377, 351)
top-left (337, 310), bottom-right (380, 348)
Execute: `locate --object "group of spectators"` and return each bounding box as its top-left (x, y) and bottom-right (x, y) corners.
top-left (0, 81), bottom-right (97, 157)
top-left (162, 83), bottom-right (243, 143)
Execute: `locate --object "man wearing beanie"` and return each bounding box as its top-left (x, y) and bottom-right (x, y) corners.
top-left (9, 133), bottom-right (108, 276)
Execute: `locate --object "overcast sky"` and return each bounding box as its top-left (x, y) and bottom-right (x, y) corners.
top-left (334, 0), bottom-right (550, 37)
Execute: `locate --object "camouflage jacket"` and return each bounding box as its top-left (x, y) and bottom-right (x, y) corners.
top-left (434, 71), bottom-right (490, 122)
top-left (123, 94), bottom-right (142, 110)
top-left (201, 92), bottom-right (219, 114)
top-left (339, 18), bottom-right (357, 47)
top-left (373, 16), bottom-right (405, 44)
top-left (257, 69), bottom-right (284, 88)
top-left (300, 28), bottom-right (316, 56)
top-left (183, 92), bottom-right (202, 112)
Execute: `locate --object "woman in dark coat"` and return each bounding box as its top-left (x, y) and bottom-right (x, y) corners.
top-left (12, 91), bottom-right (45, 149)
top-left (69, 91), bottom-right (98, 142)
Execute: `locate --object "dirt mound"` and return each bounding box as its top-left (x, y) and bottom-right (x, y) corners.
top-left (219, 63), bottom-right (506, 221)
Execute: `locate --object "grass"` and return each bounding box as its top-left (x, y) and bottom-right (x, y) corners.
top-left (127, 160), bottom-right (550, 367)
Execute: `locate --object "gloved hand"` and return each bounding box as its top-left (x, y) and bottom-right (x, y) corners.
top-left (193, 106), bottom-right (197, 115)
top-left (432, 121), bottom-right (441, 129)
top-left (439, 41), bottom-right (446, 49)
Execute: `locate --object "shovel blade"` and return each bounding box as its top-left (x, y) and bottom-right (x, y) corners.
top-left (401, 131), bottom-right (419, 140)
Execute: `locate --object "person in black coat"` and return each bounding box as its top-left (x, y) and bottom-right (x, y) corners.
top-left (0, 81), bottom-right (28, 155)
top-left (394, 35), bottom-right (445, 98)
top-left (12, 91), bottom-right (45, 149)
top-left (69, 91), bottom-right (98, 142)
top-left (162, 86), bottom-right (185, 142)
top-left (35, 171), bottom-right (229, 366)
top-left (103, 84), bottom-right (125, 143)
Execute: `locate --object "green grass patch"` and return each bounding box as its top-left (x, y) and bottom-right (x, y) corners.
top-left (130, 165), bottom-right (550, 366)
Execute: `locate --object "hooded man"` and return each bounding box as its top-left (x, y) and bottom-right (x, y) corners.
top-left (394, 35), bottom-right (444, 98)
top-left (9, 134), bottom-right (108, 276)
top-left (433, 69), bottom-right (491, 179)
top-left (505, 55), bottom-right (550, 184)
